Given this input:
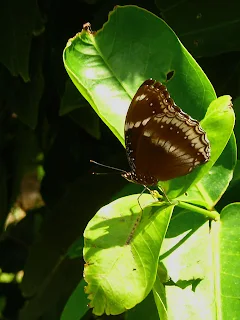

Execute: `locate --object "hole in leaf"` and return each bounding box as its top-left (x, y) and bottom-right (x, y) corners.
top-left (166, 70), bottom-right (174, 81)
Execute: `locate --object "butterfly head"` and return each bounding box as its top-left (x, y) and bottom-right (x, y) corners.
top-left (121, 172), bottom-right (135, 183)
top-left (122, 171), bottom-right (158, 186)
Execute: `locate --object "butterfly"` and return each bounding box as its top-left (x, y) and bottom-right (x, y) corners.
top-left (121, 79), bottom-right (210, 187)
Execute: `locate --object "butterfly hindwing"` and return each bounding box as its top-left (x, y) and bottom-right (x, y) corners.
top-left (135, 109), bottom-right (209, 182)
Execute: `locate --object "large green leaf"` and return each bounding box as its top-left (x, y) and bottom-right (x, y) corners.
top-left (151, 203), bottom-right (240, 319)
top-left (156, 208), bottom-right (214, 319)
top-left (220, 203), bottom-right (240, 319)
top-left (63, 5), bottom-right (216, 146)
top-left (64, 5), bottom-right (235, 198)
top-left (83, 194), bottom-right (173, 315)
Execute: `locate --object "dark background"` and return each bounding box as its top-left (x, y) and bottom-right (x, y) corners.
top-left (0, 0), bottom-right (239, 319)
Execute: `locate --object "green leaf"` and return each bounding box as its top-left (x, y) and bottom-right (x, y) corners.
top-left (64, 6), bottom-right (235, 198)
top-left (156, 0), bottom-right (240, 57)
top-left (63, 5), bottom-right (216, 148)
top-left (173, 97), bottom-right (236, 202)
top-left (152, 273), bottom-right (168, 320)
top-left (0, 0), bottom-right (44, 82)
top-left (83, 194), bottom-right (173, 315)
top-left (220, 203), bottom-right (240, 319)
top-left (159, 208), bottom-right (215, 319)
top-left (176, 136), bottom-right (236, 209)
top-left (152, 203), bottom-right (240, 319)
top-left (164, 96), bottom-right (236, 199)
top-left (60, 279), bottom-right (89, 320)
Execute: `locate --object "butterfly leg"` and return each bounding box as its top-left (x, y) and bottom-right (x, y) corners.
top-left (158, 184), bottom-right (172, 203)
top-left (137, 186), bottom-right (148, 211)
top-left (126, 189), bottom-right (147, 245)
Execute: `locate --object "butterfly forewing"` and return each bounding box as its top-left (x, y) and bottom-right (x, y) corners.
top-left (125, 79), bottom-right (174, 179)
top-left (124, 79), bottom-right (210, 186)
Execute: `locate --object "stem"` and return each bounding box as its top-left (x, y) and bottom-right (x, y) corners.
top-left (176, 200), bottom-right (220, 221)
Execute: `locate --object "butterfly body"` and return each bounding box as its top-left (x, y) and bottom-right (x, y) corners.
top-left (123, 79), bottom-right (210, 186)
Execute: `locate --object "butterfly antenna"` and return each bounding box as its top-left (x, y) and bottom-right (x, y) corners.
top-left (90, 160), bottom-right (126, 174)
top-left (92, 172), bottom-right (124, 175)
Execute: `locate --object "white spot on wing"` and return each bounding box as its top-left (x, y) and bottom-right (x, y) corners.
top-left (135, 94), bottom-right (146, 101)
top-left (134, 121), bottom-right (141, 128)
top-left (142, 117), bottom-right (151, 126)
top-left (169, 145), bottom-right (177, 152)
top-left (143, 130), bottom-right (152, 137)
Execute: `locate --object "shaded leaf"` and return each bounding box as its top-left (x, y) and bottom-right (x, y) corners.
top-left (60, 79), bottom-right (86, 115)
top-left (83, 194), bottom-right (173, 315)
top-left (20, 173), bottom-right (126, 317)
top-left (157, 0), bottom-right (240, 57)
top-left (60, 279), bottom-right (89, 320)
top-left (20, 258), bottom-right (83, 320)
top-left (6, 56), bottom-right (44, 129)
top-left (0, 0), bottom-right (44, 81)
top-left (0, 162), bottom-right (8, 232)
top-left (68, 107), bottom-right (101, 140)
top-left (126, 290), bottom-right (159, 320)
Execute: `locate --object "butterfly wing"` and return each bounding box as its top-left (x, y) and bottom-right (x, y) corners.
top-left (124, 79), bottom-right (210, 185)
top-left (125, 79), bottom-right (174, 177)
top-left (135, 108), bottom-right (210, 182)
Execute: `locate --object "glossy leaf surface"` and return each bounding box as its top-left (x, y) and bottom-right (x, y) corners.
top-left (83, 194), bottom-right (173, 315)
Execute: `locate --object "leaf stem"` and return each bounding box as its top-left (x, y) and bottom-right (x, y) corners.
top-left (176, 201), bottom-right (220, 221)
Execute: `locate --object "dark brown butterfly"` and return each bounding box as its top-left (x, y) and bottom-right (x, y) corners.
top-left (121, 79), bottom-right (210, 186)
